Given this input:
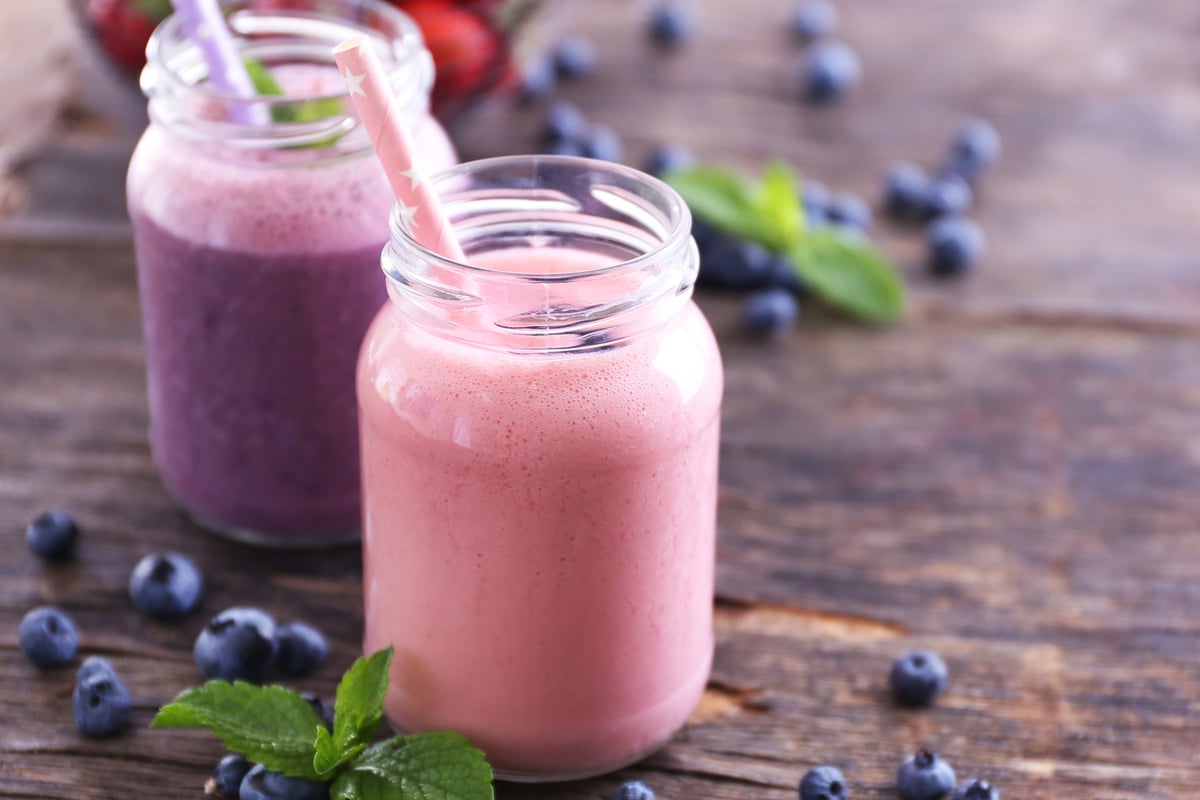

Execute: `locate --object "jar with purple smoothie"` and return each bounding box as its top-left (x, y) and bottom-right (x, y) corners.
top-left (128, 0), bottom-right (456, 546)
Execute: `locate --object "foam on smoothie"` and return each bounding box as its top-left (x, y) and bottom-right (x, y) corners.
top-left (128, 63), bottom-right (455, 256)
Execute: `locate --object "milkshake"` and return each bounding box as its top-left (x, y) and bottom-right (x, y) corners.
top-left (359, 157), bottom-right (723, 779)
top-left (128, 1), bottom-right (455, 544)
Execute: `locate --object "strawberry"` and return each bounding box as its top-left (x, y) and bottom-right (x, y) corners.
top-left (86, 0), bottom-right (169, 75)
top-left (395, 0), bottom-right (504, 113)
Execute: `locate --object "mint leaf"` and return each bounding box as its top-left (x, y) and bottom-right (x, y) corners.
top-left (787, 230), bottom-right (905, 322)
top-left (664, 166), bottom-right (780, 245)
top-left (243, 57), bottom-right (285, 98)
top-left (242, 57), bottom-right (344, 134)
top-left (315, 726), bottom-right (366, 776)
top-left (333, 647), bottom-right (394, 758)
top-left (332, 732), bottom-right (494, 800)
top-left (152, 681), bottom-right (325, 780)
top-left (668, 162), bottom-right (905, 323)
top-left (757, 162), bottom-right (805, 244)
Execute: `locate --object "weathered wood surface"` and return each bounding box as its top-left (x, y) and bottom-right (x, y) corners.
top-left (4, 0), bottom-right (1200, 798)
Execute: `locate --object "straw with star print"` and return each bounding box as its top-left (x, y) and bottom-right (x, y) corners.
top-left (169, 0), bottom-right (265, 124)
top-left (333, 35), bottom-right (465, 261)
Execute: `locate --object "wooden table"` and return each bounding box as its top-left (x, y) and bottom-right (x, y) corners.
top-left (4, 1), bottom-right (1200, 797)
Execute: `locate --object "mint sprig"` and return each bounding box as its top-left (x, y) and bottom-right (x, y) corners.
top-left (152, 647), bottom-right (493, 800)
top-left (242, 57), bottom-right (345, 147)
top-left (665, 162), bottom-right (906, 322)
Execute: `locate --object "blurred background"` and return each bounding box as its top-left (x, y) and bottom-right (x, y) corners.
top-left (2, 0), bottom-right (1199, 323)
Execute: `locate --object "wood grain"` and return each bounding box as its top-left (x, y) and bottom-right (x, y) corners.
top-left (5, 0), bottom-right (1200, 798)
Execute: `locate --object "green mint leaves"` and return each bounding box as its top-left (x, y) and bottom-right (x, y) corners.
top-left (326, 646), bottom-right (392, 771)
top-left (665, 162), bottom-right (905, 322)
top-left (332, 733), bottom-right (494, 800)
top-left (152, 647), bottom-right (493, 800)
top-left (242, 57), bottom-right (345, 147)
top-left (151, 681), bottom-right (329, 779)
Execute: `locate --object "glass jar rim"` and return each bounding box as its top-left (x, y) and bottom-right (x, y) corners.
top-left (381, 155), bottom-right (700, 353)
top-left (142, 0), bottom-right (432, 145)
top-left (388, 155), bottom-right (695, 280)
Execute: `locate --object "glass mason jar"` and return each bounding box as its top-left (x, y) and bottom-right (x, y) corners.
top-left (128, 0), bottom-right (456, 546)
top-left (359, 156), bottom-right (724, 780)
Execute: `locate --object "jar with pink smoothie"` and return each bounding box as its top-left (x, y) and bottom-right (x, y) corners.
top-left (128, 0), bottom-right (455, 545)
top-left (359, 156), bottom-right (724, 780)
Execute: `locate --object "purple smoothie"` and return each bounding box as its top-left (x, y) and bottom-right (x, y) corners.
top-left (127, 62), bottom-right (457, 544)
top-left (132, 214), bottom-right (386, 539)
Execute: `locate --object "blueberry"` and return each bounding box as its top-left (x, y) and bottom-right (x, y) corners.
top-left (583, 124), bottom-right (623, 162)
top-left (952, 779), bottom-right (1000, 800)
top-left (72, 656), bottom-right (131, 737)
top-left (927, 217), bottom-right (985, 278)
top-left (239, 764), bottom-right (328, 800)
top-left (542, 101), bottom-right (588, 146)
top-left (897, 750), bottom-right (956, 800)
top-left (609, 780), bottom-right (655, 800)
top-left (742, 288), bottom-right (799, 335)
top-left (700, 237), bottom-right (776, 290)
top-left (552, 35), bottom-right (597, 79)
top-left (800, 41), bottom-right (861, 104)
top-left (890, 649), bottom-right (949, 706)
top-left (276, 622), bottom-right (328, 677)
top-left (26, 509), bottom-right (79, 561)
top-left (213, 754), bottom-right (252, 798)
top-left (769, 253), bottom-right (808, 296)
top-left (300, 692), bottom-right (335, 731)
top-left (648, 2), bottom-right (692, 47)
top-left (518, 56), bottom-right (555, 103)
top-left (799, 765), bottom-right (848, 800)
top-left (129, 552), bottom-right (203, 619)
top-left (946, 118), bottom-right (1001, 179)
top-left (643, 143), bottom-right (693, 176)
top-left (790, 1), bottom-right (837, 41)
top-left (194, 607), bottom-right (277, 682)
top-left (690, 217), bottom-right (718, 251)
top-left (883, 162), bottom-right (930, 220)
top-left (827, 192), bottom-right (873, 231)
top-left (802, 180), bottom-right (831, 227)
top-left (19, 606), bottom-right (78, 669)
top-left (923, 174), bottom-right (973, 220)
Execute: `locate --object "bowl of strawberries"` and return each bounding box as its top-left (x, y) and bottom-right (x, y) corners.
top-left (76, 0), bottom-right (547, 121)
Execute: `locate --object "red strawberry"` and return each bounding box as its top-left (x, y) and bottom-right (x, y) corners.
top-left (397, 0), bottom-right (502, 106)
top-left (86, 0), bottom-right (168, 75)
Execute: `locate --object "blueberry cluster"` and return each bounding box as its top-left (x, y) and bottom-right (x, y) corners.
top-left (19, 510), bottom-right (133, 737)
top-left (538, 101), bottom-right (624, 162)
top-left (798, 754), bottom-right (999, 800)
top-left (194, 608), bottom-right (328, 682)
top-left (19, 507), bottom-right (328, 752)
top-left (691, 180), bottom-right (874, 337)
top-left (211, 756), bottom-right (328, 800)
top-left (883, 119), bottom-right (1000, 276)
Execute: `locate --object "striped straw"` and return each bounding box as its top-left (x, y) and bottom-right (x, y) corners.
top-left (169, 0), bottom-right (264, 124)
top-left (332, 35), bottom-right (465, 262)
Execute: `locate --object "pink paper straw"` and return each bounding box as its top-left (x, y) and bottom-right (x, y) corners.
top-left (169, 0), bottom-right (264, 125)
top-left (332, 35), bottom-right (465, 262)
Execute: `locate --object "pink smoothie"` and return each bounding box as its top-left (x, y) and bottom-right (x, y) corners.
top-left (359, 245), bottom-right (723, 777)
top-left (129, 64), bottom-right (456, 543)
